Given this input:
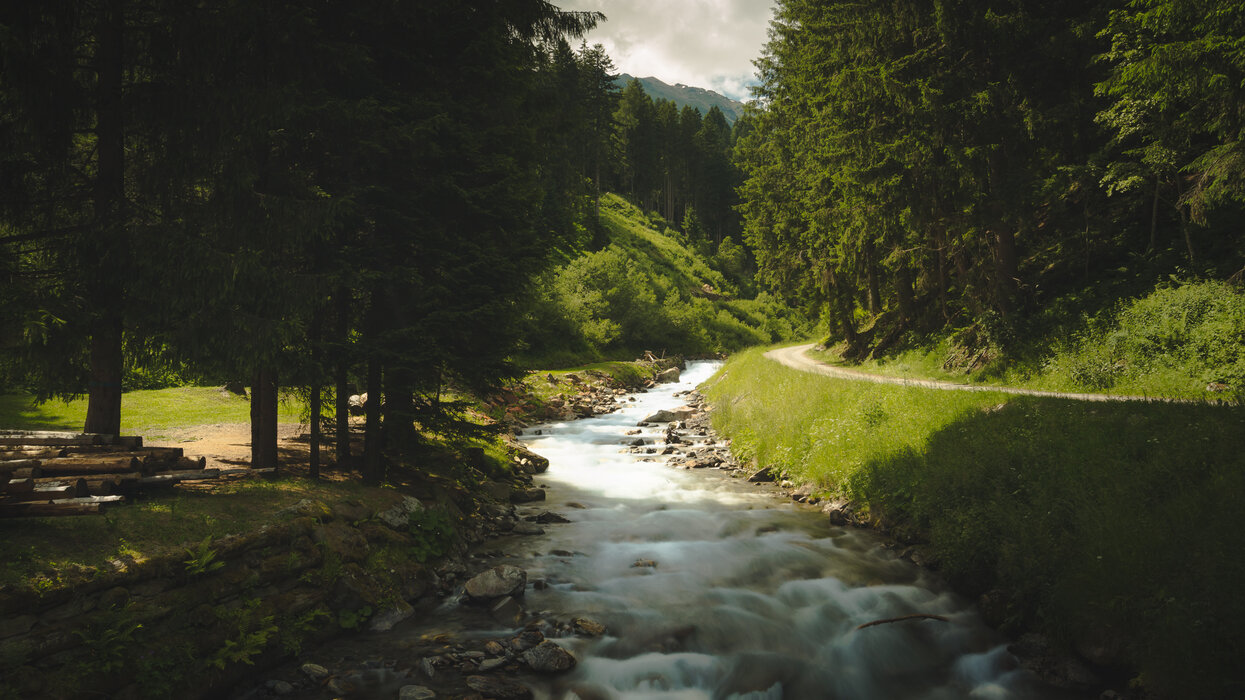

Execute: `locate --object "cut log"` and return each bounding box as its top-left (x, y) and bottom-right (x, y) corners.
top-left (0, 432), bottom-right (113, 447)
top-left (2, 484), bottom-right (81, 503)
top-left (168, 456), bottom-right (207, 471)
top-left (9, 467), bottom-right (40, 479)
top-left (0, 448), bottom-right (63, 460)
top-left (137, 469), bottom-right (221, 486)
top-left (0, 459), bottom-right (42, 475)
top-left (116, 436), bottom-right (143, 449)
top-left (37, 455), bottom-right (145, 476)
top-left (2, 477), bottom-right (33, 493)
top-left (0, 501), bottom-right (106, 517)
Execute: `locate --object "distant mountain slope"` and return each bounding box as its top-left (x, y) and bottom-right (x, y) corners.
top-left (615, 74), bottom-right (746, 124)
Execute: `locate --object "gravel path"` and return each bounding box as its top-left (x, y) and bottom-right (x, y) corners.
top-left (765, 344), bottom-right (1189, 403)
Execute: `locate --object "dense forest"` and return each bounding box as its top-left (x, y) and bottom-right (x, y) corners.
top-left (738, 0), bottom-right (1245, 360)
top-left (5, 0), bottom-right (1245, 482)
top-left (0, 1), bottom-right (781, 482)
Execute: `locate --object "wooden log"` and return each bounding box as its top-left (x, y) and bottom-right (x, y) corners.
top-left (3, 478), bottom-right (34, 494)
top-left (168, 455), bottom-right (207, 471)
top-left (37, 455), bottom-right (145, 476)
top-left (0, 459), bottom-right (42, 475)
top-left (9, 467), bottom-right (41, 479)
top-left (116, 435), bottom-right (143, 449)
top-left (0, 435), bottom-right (109, 447)
top-left (0, 448), bottom-right (63, 460)
top-left (0, 501), bottom-right (106, 517)
top-left (136, 469), bottom-right (221, 486)
top-left (2, 484), bottom-right (80, 503)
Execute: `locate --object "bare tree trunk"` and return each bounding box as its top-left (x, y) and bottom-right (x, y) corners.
top-left (250, 369), bottom-right (278, 470)
top-left (1175, 177), bottom-right (1196, 264)
top-left (84, 0), bottom-right (125, 437)
top-left (992, 228), bottom-right (1019, 316)
top-left (1148, 174), bottom-right (1160, 253)
top-left (308, 311), bottom-right (321, 479)
top-left (334, 286), bottom-right (351, 467)
top-left (363, 356), bottom-right (382, 486)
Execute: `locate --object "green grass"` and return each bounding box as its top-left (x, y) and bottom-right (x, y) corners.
top-left (817, 280), bottom-right (1245, 401)
top-left (0, 387), bottom-right (307, 437)
top-left (704, 346), bottom-right (1245, 697)
top-left (0, 478), bottom-right (402, 593)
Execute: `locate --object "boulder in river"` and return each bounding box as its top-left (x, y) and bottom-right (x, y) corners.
top-left (522, 640), bottom-right (577, 672)
top-left (656, 367), bottom-right (681, 383)
top-left (640, 406), bottom-right (696, 423)
top-left (464, 565), bottom-right (527, 602)
top-left (466, 675), bottom-right (533, 699)
top-left (747, 466), bottom-right (776, 483)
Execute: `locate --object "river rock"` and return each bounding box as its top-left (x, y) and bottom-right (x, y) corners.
top-left (513, 521), bottom-right (545, 535)
top-left (529, 511), bottom-right (570, 524)
top-left (643, 406), bottom-right (697, 423)
top-left (378, 496), bottom-right (425, 529)
top-left (465, 565), bottom-right (527, 601)
top-left (656, 367), bottom-right (681, 383)
top-left (466, 675), bottom-right (533, 699)
top-left (491, 596), bottom-right (524, 625)
top-left (482, 481), bottom-right (512, 503)
top-left (264, 680), bottom-right (294, 696)
top-left (573, 617), bottom-right (606, 637)
top-left (820, 498), bottom-right (852, 524)
top-left (747, 466), bottom-right (776, 483)
top-left (300, 663), bottom-right (330, 682)
top-left (398, 686), bottom-right (436, 700)
top-left (511, 487), bottom-right (546, 504)
top-left (368, 600), bottom-right (415, 632)
top-left (522, 640), bottom-right (577, 672)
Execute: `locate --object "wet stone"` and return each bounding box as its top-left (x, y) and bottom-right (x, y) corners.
top-left (464, 565), bottom-right (527, 601)
top-left (300, 663), bottom-right (330, 682)
top-left (521, 640), bottom-right (577, 672)
top-left (466, 675), bottom-right (533, 699)
top-left (398, 686), bottom-right (436, 700)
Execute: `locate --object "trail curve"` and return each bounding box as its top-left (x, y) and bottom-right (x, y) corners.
top-left (764, 344), bottom-right (1193, 404)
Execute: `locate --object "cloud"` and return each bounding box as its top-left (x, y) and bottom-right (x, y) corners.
top-left (557, 0), bottom-right (775, 102)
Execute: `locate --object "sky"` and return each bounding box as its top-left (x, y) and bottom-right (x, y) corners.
top-left (555, 0), bottom-right (777, 103)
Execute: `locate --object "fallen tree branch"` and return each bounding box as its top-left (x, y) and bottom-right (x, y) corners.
top-left (855, 613), bottom-right (949, 631)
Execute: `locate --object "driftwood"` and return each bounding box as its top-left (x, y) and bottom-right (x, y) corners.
top-left (855, 614), bottom-right (950, 631)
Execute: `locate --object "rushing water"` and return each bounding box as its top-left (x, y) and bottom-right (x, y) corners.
top-left (240, 360), bottom-right (1071, 700)
top-left (502, 360), bottom-right (1065, 700)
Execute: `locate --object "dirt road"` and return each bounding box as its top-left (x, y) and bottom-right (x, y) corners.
top-left (764, 344), bottom-right (1187, 403)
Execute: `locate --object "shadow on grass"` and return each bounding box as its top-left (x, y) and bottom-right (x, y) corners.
top-left (0, 394), bottom-right (83, 431)
top-left (849, 396), bottom-right (1245, 697)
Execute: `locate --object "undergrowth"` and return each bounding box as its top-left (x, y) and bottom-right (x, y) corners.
top-left (704, 346), bottom-right (1245, 697)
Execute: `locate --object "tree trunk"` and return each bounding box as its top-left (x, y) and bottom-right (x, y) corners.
top-left (250, 368), bottom-right (279, 470)
top-left (1175, 177), bottom-right (1196, 264)
top-left (363, 356), bottom-right (383, 486)
top-left (334, 286), bottom-right (351, 467)
top-left (895, 264), bottom-right (915, 324)
top-left (992, 228), bottom-right (1019, 316)
top-left (309, 311), bottom-right (321, 479)
top-left (863, 240), bottom-right (881, 314)
top-left (84, 0), bottom-right (126, 437)
top-left (1148, 174), bottom-right (1160, 253)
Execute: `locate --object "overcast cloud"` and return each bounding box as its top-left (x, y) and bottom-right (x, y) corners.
top-left (556, 0), bottom-right (776, 102)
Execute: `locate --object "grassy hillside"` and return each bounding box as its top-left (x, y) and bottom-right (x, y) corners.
top-left (519, 194), bottom-right (810, 366)
top-left (820, 279), bottom-right (1245, 401)
top-left (704, 347), bottom-right (1245, 697)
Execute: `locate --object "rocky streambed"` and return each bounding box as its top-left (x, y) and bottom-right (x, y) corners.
top-left (231, 361), bottom-right (1081, 700)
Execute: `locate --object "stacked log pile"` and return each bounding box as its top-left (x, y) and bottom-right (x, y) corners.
top-left (0, 430), bottom-right (232, 517)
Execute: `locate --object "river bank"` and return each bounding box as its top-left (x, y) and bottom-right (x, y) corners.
top-left (226, 360), bottom-right (1078, 699)
top-left (704, 346), bottom-right (1245, 699)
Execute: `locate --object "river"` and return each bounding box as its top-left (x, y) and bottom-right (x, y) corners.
top-left (241, 360), bottom-right (1071, 699)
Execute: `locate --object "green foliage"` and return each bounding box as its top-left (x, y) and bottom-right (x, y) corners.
top-left (210, 599), bottom-right (278, 669)
top-left (183, 536), bottom-right (225, 577)
top-left (280, 608), bottom-right (331, 656)
top-left (72, 611), bottom-right (143, 674)
top-left (337, 605), bottom-right (373, 631)
top-left (708, 345), bottom-right (1245, 697)
top-left (521, 194), bottom-right (809, 362)
top-left (406, 507), bottom-right (455, 563)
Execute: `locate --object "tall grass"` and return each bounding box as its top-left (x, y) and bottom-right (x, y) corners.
top-left (704, 347), bottom-right (1245, 697)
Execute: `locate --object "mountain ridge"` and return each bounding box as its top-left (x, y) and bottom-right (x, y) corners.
top-left (614, 74), bottom-right (746, 124)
